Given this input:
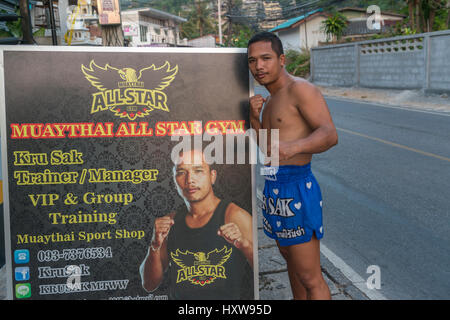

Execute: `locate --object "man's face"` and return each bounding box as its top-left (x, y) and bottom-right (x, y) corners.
top-left (174, 151), bottom-right (216, 203)
top-left (248, 41), bottom-right (285, 86)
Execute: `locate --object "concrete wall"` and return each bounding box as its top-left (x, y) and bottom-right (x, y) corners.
top-left (428, 33), bottom-right (450, 93)
top-left (311, 44), bottom-right (356, 87)
top-left (359, 38), bottom-right (426, 89)
top-left (311, 30), bottom-right (450, 93)
top-left (188, 35), bottom-right (216, 47)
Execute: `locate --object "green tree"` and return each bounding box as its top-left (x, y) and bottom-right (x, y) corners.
top-left (447, 0), bottom-right (450, 28)
top-left (321, 12), bottom-right (348, 42)
top-left (180, 0), bottom-right (216, 39)
top-left (423, 0), bottom-right (448, 32)
top-left (406, 0), bottom-right (448, 32)
top-left (0, 7), bottom-right (42, 41)
top-left (229, 24), bottom-right (252, 47)
top-left (285, 49), bottom-right (310, 78)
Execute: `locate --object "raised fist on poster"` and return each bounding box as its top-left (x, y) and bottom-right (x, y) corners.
top-left (151, 213), bottom-right (175, 250)
top-left (218, 222), bottom-right (251, 250)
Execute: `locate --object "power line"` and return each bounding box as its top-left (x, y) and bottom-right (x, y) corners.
top-left (119, 0), bottom-right (356, 30)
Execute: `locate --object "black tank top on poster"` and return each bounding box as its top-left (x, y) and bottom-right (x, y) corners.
top-left (166, 200), bottom-right (251, 300)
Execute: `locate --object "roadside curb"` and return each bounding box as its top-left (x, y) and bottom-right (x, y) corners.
top-left (257, 226), bottom-right (369, 301)
top-left (0, 265), bottom-right (6, 300)
top-left (323, 94), bottom-right (450, 116)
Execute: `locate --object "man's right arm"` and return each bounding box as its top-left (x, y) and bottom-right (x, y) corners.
top-left (249, 94), bottom-right (266, 147)
top-left (140, 215), bottom-right (174, 292)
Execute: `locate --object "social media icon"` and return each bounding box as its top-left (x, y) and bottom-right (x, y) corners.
top-left (14, 249), bottom-right (30, 264)
top-left (15, 267), bottom-right (30, 281)
top-left (15, 283), bottom-right (31, 299)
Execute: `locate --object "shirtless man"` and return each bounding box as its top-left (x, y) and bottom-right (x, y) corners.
top-left (248, 32), bottom-right (338, 300)
top-left (140, 149), bottom-right (253, 300)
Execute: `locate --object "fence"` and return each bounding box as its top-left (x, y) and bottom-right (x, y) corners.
top-left (311, 30), bottom-right (450, 94)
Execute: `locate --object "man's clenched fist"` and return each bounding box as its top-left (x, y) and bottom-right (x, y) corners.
top-left (218, 222), bottom-right (249, 249)
top-left (151, 214), bottom-right (175, 250)
top-left (249, 94), bottom-right (266, 121)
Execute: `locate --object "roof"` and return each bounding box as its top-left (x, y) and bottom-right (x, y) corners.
top-left (270, 8), bottom-right (325, 32)
top-left (0, 0), bottom-right (18, 12)
top-left (337, 7), bottom-right (406, 18)
top-left (122, 7), bottom-right (187, 23)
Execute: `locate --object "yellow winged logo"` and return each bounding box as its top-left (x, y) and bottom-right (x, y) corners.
top-left (81, 60), bottom-right (178, 120)
top-left (171, 246), bottom-right (233, 286)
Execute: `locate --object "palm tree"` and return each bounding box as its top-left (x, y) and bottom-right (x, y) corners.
top-left (415, 0), bottom-right (422, 32)
top-left (407, 0), bottom-right (416, 30)
top-left (321, 12), bottom-right (348, 42)
top-left (407, 0), bottom-right (448, 33)
top-left (446, 0), bottom-right (450, 28)
top-left (426, 0), bottom-right (447, 32)
top-left (194, 0), bottom-right (215, 37)
top-left (181, 0), bottom-right (216, 39)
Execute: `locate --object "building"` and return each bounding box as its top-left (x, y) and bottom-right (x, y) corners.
top-left (121, 7), bottom-right (187, 47)
top-left (27, 0), bottom-right (102, 46)
top-left (260, 0), bottom-right (284, 30)
top-left (338, 7), bottom-right (406, 40)
top-left (188, 34), bottom-right (217, 48)
top-left (270, 8), bottom-right (329, 51)
top-left (59, 0), bottom-right (102, 46)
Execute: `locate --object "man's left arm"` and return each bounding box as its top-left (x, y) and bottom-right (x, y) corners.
top-left (280, 82), bottom-right (338, 160)
top-left (219, 204), bottom-right (253, 268)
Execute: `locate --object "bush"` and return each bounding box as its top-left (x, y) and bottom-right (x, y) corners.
top-left (285, 49), bottom-right (310, 78)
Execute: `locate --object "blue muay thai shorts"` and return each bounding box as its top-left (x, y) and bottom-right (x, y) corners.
top-left (260, 163), bottom-right (324, 246)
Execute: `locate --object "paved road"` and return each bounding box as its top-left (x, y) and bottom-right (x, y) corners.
top-left (255, 86), bottom-right (450, 299)
top-left (316, 97), bottom-right (450, 300)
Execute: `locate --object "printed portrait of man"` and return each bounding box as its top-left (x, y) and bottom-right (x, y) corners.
top-left (140, 148), bottom-right (254, 300)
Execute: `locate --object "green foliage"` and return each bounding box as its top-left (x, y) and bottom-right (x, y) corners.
top-left (285, 49), bottom-right (310, 78)
top-left (180, 0), bottom-right (216, 39)
top-left (402, 27), bottom-right (417, 35)
top-left (0, 29), bottom-right (11, 38)
top-left (431, 2), bottom-right (450, 31)
top-left (321, 12), bottom-right (348, 41)
top-left (0, 8), bottom-right (21, 38)
top-left (0, 8), bottom-right (44, 39)
top-left (229, 25), bottom-right (253, 48)
top-left (33, 27), bottom-right (45, 37)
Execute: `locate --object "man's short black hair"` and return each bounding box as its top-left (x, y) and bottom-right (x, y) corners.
top-left (247, 32), bottom-right (284, 57)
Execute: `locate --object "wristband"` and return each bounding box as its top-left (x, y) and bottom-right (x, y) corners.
top-left (150, 242), bottom-right (161, 252)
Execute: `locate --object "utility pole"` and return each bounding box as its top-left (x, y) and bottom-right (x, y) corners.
top-left (304, 10), bottom-right (308, 50)
top-left (47, 0), bottom-right (58, 45)
top-left (218, 0), bottom-right (223, 45)
top-left (19, 0), bottom-right (34, 44)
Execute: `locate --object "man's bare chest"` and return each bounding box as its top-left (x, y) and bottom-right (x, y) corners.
top-left (262, 98), bottom-right (301, 130)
